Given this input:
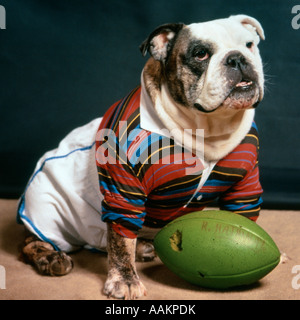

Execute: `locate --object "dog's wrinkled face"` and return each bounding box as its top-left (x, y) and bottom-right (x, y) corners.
top-left (140, 15), bottom-right (265, 113)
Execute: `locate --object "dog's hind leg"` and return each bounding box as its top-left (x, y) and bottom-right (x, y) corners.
top-left (21, 232), bottom-right (73, 276)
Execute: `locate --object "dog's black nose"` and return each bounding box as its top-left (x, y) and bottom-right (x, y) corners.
top-left (226, 52), bottom-right (247, 70)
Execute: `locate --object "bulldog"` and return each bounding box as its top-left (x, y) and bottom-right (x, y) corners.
top-left (18, 15), bottom-right (265, 300)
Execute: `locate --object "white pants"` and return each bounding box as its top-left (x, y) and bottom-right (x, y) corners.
top-left (17, 117), bottom-right (211, 252)
top-left (18, 118), bottom-right (108, 252)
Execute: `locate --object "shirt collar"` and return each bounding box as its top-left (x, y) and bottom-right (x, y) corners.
top-left (139, 71), bottom-right (211, 169)
top-left (140, 71), bottom-right (167, 136)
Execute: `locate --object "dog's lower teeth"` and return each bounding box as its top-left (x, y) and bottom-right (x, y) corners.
top-left (236, 81), bottom-right (253, 87)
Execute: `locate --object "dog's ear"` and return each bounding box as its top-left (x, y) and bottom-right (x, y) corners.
top-left (140, 23), bottom-right (185, 63)
top-left (231, 15), bottom-right (265, 41)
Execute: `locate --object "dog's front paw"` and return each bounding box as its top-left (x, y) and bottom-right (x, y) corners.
top-left (104, 274), bottom-right (147, 300)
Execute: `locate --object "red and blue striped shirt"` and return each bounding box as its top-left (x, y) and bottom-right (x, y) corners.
top-left (95, 87), bottom-right (263, 238)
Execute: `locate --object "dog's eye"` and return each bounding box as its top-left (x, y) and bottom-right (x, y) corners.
top-left (195, 50), bottom-right (210, 61)
top-left (246, 42), bottom-right (254, 50)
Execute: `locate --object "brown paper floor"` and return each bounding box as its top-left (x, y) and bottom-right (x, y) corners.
top-left (0, 199), bottom-right (299, 300)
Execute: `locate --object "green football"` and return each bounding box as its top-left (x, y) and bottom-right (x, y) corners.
top-left (154, 210), bottom-right (280, 289)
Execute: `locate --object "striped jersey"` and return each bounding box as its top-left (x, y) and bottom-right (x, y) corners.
top-left (95, 86), bottom-right (263, 239)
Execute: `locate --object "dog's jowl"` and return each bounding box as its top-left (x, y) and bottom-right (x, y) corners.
top-left (18, 15), bottom-right (265, 299)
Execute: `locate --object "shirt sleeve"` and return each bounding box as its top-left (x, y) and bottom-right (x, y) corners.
top-left (218, 164), bottom-right (263, 221)
top-left (96, 128), bottom-right (147, 239)
top-left (218, 124), bottom-right (263, 221)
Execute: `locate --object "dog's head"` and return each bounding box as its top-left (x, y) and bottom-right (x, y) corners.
top-left (140, 15), bottom-right (265, 113)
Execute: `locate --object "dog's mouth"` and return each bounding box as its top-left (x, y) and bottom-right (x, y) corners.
top-left (194, 79), bottom-right (259, 113)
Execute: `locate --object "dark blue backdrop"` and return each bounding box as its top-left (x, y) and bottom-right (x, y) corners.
top-left (1, 0), bottom-right (300, 209)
